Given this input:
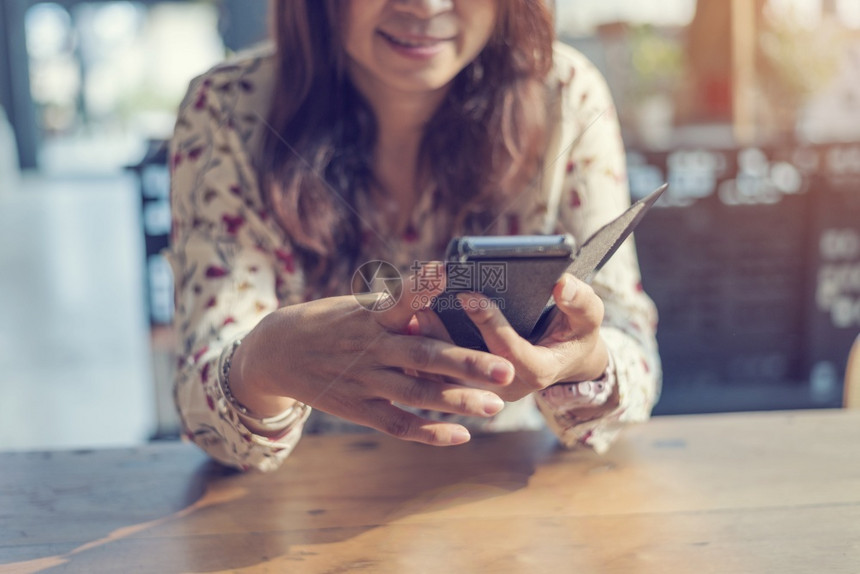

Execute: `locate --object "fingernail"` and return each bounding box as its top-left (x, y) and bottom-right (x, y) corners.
top-left (489, 361), bottom-right (514, 384)
top-left (562, 276), bottom-right (577, 302)
top-left (405, 315), bottom-right (420, 336)
top-left (482, 393), bottom-right (505, 415)
top-left (450, 428), bottom-right (471, 445)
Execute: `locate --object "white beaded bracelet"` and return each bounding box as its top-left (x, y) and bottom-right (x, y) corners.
top-left (218, 338), bottom-right (309, 432)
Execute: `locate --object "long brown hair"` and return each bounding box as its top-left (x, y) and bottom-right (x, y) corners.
top-left (261, 0), bottom-right (555, 291)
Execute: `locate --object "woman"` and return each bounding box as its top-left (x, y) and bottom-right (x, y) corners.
top-left (168, 0), bottom-right (660, 472)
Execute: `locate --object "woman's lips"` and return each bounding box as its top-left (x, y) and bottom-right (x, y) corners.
top-left (377, 30), bottom-right (453, 59)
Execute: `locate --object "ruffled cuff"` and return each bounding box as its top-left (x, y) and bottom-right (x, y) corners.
top-left (535, 350), bottom-right (621, 453)
top-left (534, 326), bottom-right (659, 453)
top-left (176, 336), bottom-right (311, 472)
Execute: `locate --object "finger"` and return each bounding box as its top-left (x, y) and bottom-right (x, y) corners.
top-left (375, 261), bottom-right (446, 332)
top-left (377, 332), bottom-right (515, 386)
top-left (361, 400), bottom-right (472, 446)
top-left (375, 369), bottom-right (505, 417)
top-left (457, 292), bottom-right (531, 363)
top-left (550, 274), bottom-right (604, 337)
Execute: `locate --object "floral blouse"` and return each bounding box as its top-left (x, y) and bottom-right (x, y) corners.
top-left (167, 42), bottom-right (661, 472)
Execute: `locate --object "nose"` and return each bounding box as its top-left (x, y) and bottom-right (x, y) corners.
top-left (391, 0), bottom-right (454, 19)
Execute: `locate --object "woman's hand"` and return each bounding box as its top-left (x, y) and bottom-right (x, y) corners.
top-left (417, 273), bottom-right (609, 403)
top-left (227, 265), bottom-right (514, 446)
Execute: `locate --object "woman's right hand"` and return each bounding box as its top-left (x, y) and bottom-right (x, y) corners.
top-left (226, 265), bottom-right (515, 446)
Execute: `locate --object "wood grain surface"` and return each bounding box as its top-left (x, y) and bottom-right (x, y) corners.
top-left (2, 410), bottom-right (859, 573)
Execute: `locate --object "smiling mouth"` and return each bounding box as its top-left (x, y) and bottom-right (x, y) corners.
top-left (378, 30), bottom-right (452, 48)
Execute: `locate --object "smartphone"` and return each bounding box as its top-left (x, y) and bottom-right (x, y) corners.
top-left (430, 234), bottom-right (576, 351)
top-left (429, 184), bottom-right (668, 351)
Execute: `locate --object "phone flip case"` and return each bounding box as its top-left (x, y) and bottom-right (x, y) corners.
top-left (430, 184), bottom-right (667, 351)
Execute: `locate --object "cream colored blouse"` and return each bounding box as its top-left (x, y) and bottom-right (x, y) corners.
top-left (167, 42), bottom-right (661, 472)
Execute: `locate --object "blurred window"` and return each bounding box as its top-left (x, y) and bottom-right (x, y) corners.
top-left (25, 1), bottom-right (224, 175)
top-left (555, 0), bottom-right (696, 36)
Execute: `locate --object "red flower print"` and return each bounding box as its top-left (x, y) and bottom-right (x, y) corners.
top-left (229, 184), bottom-right (242, 196)
top-left (206, 395), bottom-right (215, 411)
top-left (583, 157), bottom-right (594, 168)
top-left (201, 362), bottom-right (210, 384)
top-left (222, 213), bottom-right (245, 234)
top-left (205, 266), bottom-right (229, 278)
top-left (188, 146), bottom-right (205, 162)
top-left (275, 249), bottom-right (296, 273)
top-left (171, 152), bottom-right (183, 171)
top-left (192, 345), bottom-right (209, 364)
top-left (569, 189), bottom-right (582, 208)
top-left (222, 316), bottom-right (236, 327)
top-left (634, 281), bottom-right (643, 292)
top-left (580, 91), bottom-right (589, 104)
top-left (205, 296), bottom-right (217, 308)
top-left (566, 160), bottom-right (575, 174)
top-left (194, 93), bottom-right (207, 111)
top-left (641, 358), bottom-right (650, 373)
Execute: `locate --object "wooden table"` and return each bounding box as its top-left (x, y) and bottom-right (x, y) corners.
top-left (2, 410), bottom-right (859, 573)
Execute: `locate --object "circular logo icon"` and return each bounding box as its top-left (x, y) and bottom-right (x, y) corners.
top-left (351, 260), bottom-right (403, 312)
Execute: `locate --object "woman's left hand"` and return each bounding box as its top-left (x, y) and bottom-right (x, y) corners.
top-left (415, 273), bottom-right (609, 403)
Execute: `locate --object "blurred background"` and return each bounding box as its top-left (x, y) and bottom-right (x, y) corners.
top-left (0, 0), bottom-right (858, 451)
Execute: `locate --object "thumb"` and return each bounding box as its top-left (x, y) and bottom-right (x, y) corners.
top-left (551, 273), bottom-right (604, 334)
top-left (374, 261), bottom-right (446, 331)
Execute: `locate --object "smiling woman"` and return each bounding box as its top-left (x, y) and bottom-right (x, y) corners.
top-left (344, 0), bottom-right (497, 90)
top-left (261, 0), bottom-right (554, 290)
top-left (167, 0), bottom-right (660, 472)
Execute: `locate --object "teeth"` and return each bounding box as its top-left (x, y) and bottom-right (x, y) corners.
top-left (382, 32), bottom-right (438, 48)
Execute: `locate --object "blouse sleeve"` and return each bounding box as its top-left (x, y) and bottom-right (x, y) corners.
top-left (533, 49), bottom-right (662, 453)
top-left (166, 64), bottom-right (309, 472)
